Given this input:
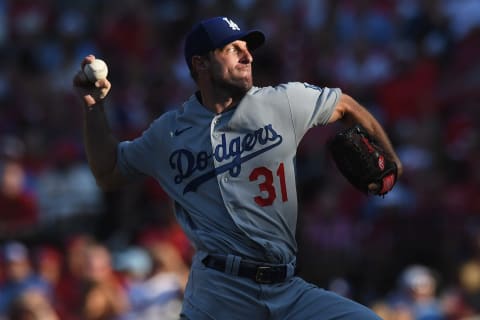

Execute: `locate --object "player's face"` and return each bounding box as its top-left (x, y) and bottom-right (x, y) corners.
top-left (209, 40), bottom-right (254, 95)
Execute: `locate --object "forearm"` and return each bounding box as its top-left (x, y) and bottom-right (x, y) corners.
top-left (82, 101), bottom-right (119, 187)
top-left (350, 111), bottom-right (402, 176)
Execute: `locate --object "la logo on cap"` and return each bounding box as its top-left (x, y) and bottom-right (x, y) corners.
top-left (223, 17), bottom-right (240, 31)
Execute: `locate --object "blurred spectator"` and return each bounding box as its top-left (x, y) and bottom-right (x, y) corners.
top-left (390, 265), bottom-right (445, 320)
top-left (145, 236), bottom-right (190, 293)
top-left (7, 288), bottom-right (59, 320)
top-left (81, 243), bottom-right (129, 320)
top-left (35, 139), bottom-right (104, 233)
top-left (0, 241), bottom-right (51, 317)
top-left (376, 48), bottom-right (440, 126)
top-left (121, 239), bottom-right (188, 320)
top-left (0, 159), bottom-right (38, 238)
top-left (334, 0), bottom-right (395, 47)
top-left (33, 246), bottom-right (61, 291)
top-left (332, 37), bottom-right (393, 94)
top-left (439, 261), bottom-right (480, 319)
top-left (442, 0), bottom-right (480, 40)
top-left (136, 221), bottom-right (194, 269)
top-left (52, 234), bottom-right (96, 320)
top-left (454, 230), bottom-right (480, 316)
top-left (370, 300), bottom-right (414, 320)
top-left (114, 246), bottom-right (152, 284)
top-left (32, 245), bottom-right (77, 320)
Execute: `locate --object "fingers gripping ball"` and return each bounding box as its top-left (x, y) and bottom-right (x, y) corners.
top-left (83, 59), bottom-right (108, 83)
top-left (327, 124), bottom-right (398, 196)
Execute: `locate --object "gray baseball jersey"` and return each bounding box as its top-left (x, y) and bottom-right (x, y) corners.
top-left (117, 82), bottom-right (341, 264)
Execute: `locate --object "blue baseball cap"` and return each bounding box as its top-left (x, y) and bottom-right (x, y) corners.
top-left (184, 16), bottom-right (265, 69)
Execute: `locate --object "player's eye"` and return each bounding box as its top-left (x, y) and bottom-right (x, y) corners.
top-left (227, 46), bottom-right (238, 54)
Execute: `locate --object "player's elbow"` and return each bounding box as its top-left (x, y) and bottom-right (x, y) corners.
top-left (329, 94), bottom-right (359, 125)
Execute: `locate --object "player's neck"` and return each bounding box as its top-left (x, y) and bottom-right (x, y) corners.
top-left (198, 90), bottom-right (242, 114)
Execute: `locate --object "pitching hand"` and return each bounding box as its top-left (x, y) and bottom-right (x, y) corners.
top-left (73, 54), bottom-right (111, 108)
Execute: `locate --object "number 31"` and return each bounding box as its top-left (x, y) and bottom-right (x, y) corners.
top-left (249, 162), bottom-right (288, 207)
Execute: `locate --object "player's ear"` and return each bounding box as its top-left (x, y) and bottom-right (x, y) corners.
top-left (192, 55), bottom-right (209, 72)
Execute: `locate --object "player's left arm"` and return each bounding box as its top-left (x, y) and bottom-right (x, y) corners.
top-left (328, 93), bottom-right (403, 178)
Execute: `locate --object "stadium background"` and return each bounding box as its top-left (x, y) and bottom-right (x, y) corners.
top-left (0, 0), bottom-right (479, 319)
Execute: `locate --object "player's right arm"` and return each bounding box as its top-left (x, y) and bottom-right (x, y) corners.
top-left (73, 55), bottom-right (128, 191)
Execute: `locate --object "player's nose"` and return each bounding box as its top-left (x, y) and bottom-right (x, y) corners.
top-left (239, 48), bottom-right (253, 64)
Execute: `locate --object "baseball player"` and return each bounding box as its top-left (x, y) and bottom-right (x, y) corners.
top-left (73, 16), bottom-right (402, 320)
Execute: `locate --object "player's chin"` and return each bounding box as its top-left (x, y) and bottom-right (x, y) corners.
top-left (227, 76), bottom-right (252, 92)
top-left (237, 74), bottom-right (253, 89)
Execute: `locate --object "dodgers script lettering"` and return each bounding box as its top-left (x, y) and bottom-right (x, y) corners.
top-left (169, 124), bottom-right (283, 193)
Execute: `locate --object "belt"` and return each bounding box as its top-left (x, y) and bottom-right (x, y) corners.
top-left (202, 255), bottom-right (294, 284)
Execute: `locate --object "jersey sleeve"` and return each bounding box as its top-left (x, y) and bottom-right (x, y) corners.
top-left (117, 118), bottom-right (162, 179)
top-left (283, 82), bottom-right (341, 140)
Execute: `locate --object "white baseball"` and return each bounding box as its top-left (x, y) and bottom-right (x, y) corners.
top-left (83, 59), bottom-right (108, 83)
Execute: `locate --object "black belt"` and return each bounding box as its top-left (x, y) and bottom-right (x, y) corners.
top-left (202, 255), bottom-right (294, 284)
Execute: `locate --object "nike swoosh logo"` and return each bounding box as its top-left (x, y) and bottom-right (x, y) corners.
top-left (174, 126), bottom-right (193, 136)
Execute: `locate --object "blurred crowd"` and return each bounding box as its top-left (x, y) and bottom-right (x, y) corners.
top-left (0, 0), bottom-right (479, 319)
top-left (0, 233), bottom-right (191, 320)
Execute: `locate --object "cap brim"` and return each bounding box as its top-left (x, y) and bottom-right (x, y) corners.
top-left (241, 30), bottom-right (265, 51)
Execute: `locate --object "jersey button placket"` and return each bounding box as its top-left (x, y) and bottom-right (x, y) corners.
top-left (211, 115), bottom-right (220, 138)
top-left (210, 115), bottom-right (222, 166)
top-left (211, 115), bottom-right (229, 185)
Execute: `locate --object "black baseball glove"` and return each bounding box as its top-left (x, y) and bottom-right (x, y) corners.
top-left (327, 124), bottom-right (398, 196)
